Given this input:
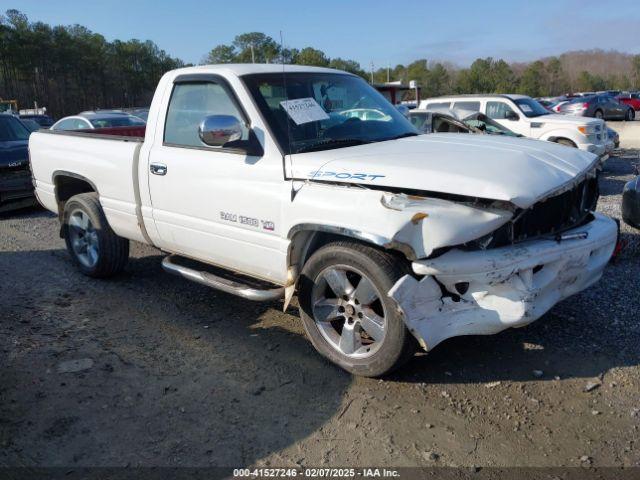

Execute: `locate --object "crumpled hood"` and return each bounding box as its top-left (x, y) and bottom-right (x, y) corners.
top-left (289, 134), bottom-right (599, 209)
top-left (0, 140), bottom-right (29, 168)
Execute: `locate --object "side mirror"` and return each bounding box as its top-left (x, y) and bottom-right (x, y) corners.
top-left (198, 115), bottom-right (244, 147)
top-left (505, 111), bottom-right (519, 121)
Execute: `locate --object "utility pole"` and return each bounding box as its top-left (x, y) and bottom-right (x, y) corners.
top-left (387, 62), bottom-right (390, 83)
top-left (370, 61), bottom-right (374, 84)
top-left (250, 43), bottom-right (256, 63)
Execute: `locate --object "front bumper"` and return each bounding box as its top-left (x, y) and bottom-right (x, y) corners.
top-left (389, 213), bottom-right (618, 350)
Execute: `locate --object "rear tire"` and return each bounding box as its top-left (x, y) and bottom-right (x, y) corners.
top-left (595, 110), bottom-right (604, 119)
top-left (62, 192), bottom-right (129, 278)
top-left (298, 241), bottom-right (416, 377)
top-left (556, 138), bottom-right (577, 148)
top-left (626, 109), bottom-right (635, 121)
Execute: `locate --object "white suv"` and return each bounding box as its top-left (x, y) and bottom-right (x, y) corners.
top-left (420, 94), bottom-right (607, 157)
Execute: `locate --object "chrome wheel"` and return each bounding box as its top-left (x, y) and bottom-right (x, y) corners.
top-left (311, 265), bottom-right (387, 358)
top-left (68, 209), bottom-right (99, 268)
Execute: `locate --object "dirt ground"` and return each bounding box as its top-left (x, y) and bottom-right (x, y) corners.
top-left (1, 151), bottom-right (639, 469)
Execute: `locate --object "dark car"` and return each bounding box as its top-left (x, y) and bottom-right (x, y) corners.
top-left (608, 127), bottom-right (620, 149)
top-left (559, 94), bottom-right (635, 120)
top-left (123, 107), bottom-right (150, 122)
top-left (19, 114), bottom-right (54, 128)
top-left (622, 175), bottom-right (640, 229)
top-left (0, 115), bottom-right (35, 212)
top-left (19, 118), bottom-right (42, 133)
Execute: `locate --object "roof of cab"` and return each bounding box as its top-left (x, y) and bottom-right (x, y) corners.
top-left (167, 63), bottom-right (353, 77)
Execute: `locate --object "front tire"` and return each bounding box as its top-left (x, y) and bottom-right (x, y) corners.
top-left (63, 193), bottom-right (129, 278)
top-left (298, 241), bottom-right (416, 377)
top-left (626, 109), bottom-right (635, 121)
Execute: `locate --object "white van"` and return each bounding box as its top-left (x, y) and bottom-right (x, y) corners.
top-left (419, 94), bottom-right (607, 156)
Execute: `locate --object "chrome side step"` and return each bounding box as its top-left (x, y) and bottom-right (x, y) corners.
top-left (161, 255), bottom-right (284, 301)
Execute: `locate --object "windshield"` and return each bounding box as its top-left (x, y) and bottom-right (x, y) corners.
top-left (242, 73), bottom-right (418, 154)
top-left (0, 115), bottom-right (30, 141)
top-left (513, 98), bottom-right (550, 118)
top-left (89, 116), bottom-right (146, 128)
top-left (463, 113), bottom-right (520, 137)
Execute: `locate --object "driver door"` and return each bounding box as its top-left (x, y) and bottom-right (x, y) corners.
top-left (147, 76), bottom-right (287, 283)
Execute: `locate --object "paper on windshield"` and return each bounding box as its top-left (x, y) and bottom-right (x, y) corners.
top-left (280, 97), bottom-right (329, 125)
top-left (520, 104), bottom-right (533, 113)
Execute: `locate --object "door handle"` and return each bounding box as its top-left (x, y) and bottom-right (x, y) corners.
top-left (150, 163), bottom-right (167, 176)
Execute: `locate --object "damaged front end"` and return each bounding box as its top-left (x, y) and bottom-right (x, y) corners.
top-left (381, 175), bottom-right (617, 351)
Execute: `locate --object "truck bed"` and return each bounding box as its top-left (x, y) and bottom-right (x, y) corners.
top-left (29, 129), bottom-right (147, 243)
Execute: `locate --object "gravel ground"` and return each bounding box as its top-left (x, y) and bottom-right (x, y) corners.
top-left (1, 151), bottom-right (639, 468)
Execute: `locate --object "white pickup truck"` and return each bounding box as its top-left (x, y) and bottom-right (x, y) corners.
top-left (420, 94), bottom-right (608, 157)
top-left (30, 64), bottom-right (618, 377)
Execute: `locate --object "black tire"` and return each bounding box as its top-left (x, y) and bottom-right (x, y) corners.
top-left (594, 110), bottom-right (604, 119)
top-left (62, 192), bottom-right (129, 278)
top-left (298, 241), bottom-right (416, 377)
top-left (556, 138), bottom-right (577, 148)
top-left (626, 109), bottom-right (635, 121)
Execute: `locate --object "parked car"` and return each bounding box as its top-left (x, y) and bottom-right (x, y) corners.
top-left (622, 175), bottom-right (640, 229)
top-left (616, 92), bottom-right (640, 111)
top-left (29, 64), bottom-right (618, 377)
top-left (409, 109), bottom-right (520, 137)
top-left (19, 118), bottom-right (42, 133)
top-left (51, 112), bottom-right (146, 131)
top-left (0, 114), bottom-right (35, 212)
top-left (408, 110), bottom-right (471, 133)
top-left (19, 114), bottom-right (54, 128)
top-left (124, 107), bottom-right (150, 121)
top-left (558, 94), bottom-right (635, 120)
top-left (420, 94), bottom-right (608, 155)
top-left (608, 127), bottom-right (620, 149)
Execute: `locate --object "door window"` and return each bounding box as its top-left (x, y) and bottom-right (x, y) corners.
top-left (164, 82), bottom-right (248, 147)
top-left (425, 102), bottom-right (451, 110)
top-left (486, 101), bottom-right (516, 120)
top-left (452, 101), bottom-right (480, 112)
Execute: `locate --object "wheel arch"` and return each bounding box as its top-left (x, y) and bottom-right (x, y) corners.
top-left (52, 171), bottom-right (99, 233)
top-left (286, 223), bottom-right (415, 282)
top-left (545, 135), bottom-right (577, 147)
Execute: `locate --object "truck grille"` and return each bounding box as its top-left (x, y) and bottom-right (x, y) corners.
top-left (466, 175), bottom-right (599, 250)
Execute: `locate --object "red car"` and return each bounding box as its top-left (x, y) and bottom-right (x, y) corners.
top-left (616, 93), bottom-right (640, 111)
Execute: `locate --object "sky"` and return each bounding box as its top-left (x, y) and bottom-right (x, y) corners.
top-left (5, 0), bottom-right (640, 69)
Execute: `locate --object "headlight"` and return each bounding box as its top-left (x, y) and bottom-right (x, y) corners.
top-left (577, 125), bottom-right (596, 135)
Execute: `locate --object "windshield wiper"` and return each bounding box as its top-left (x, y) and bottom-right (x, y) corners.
top-left (295, 138), bottom-right (371, 153)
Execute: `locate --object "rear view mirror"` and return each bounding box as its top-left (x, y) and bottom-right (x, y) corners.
top-left (505, 111), bottom-right (519, 121)
top-left (198, 115), bottom-right (243, 147)
top-left (197, 114), bottom-right (264, 157)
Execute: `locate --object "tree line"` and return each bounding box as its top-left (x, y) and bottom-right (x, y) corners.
top-left (0, 9), bottom-right (184, 118)
top-left (2, 9), bottom-right (640, 119)
top-left (206, 33), bottom-right (640, 99)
